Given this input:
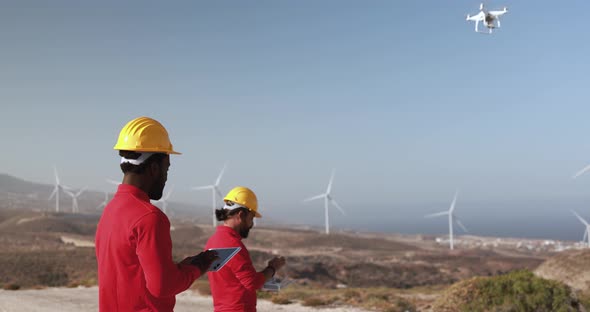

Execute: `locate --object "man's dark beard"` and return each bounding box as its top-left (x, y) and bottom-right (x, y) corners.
top-left (239, 224), bottom-right (251, 239)
top-left (149, 174), bottom-right (165, 201)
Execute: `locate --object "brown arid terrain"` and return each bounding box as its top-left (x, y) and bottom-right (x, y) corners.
top-left (0, 206), bottom-right (571, 311)
top-left (535, 249), bottom-right (590, 292)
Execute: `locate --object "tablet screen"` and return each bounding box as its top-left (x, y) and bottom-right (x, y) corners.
top-left (207, 247), bottom-right (241, 272)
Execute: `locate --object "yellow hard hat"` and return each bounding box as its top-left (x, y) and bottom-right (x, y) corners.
top-left (224, 186), bottom-right (262, 218)
top-left (113, 117), bottom-right (181, 155)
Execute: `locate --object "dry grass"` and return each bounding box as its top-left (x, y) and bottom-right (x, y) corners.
top-left (3, 283), bottom-right (20, 290)
top-left (270, 295), bottom-right (292, 305)
top-left (257, 285), bottom-right (421, 312)
top-left (0, 249), bottom-right (97, 288)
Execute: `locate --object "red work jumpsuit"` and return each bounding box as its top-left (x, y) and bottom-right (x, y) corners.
top-left (205, 226), bottom-right (266, 312)
top-left (95, 184), bottom-right (201, 311)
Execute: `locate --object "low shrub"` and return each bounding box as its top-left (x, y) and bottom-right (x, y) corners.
top-left (3, 283), bottom-right (20, 290)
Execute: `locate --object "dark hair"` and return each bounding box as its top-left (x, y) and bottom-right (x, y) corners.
top-left (215, 207), bottom-right (249, 222)
top-left (119, 151), bottom-right (167, 174)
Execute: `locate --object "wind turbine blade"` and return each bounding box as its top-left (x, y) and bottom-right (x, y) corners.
top-left (454, 215), bottom-right (469, 233)
top-left (449, 190), bottom-right (459, 213)
top-left (303, 194), bottom-right (325, 202)
top-left (215, 163), bottom-right (227, 186)
top-left (330, 198), bottom-right (347, 216)
top-left (106, 179), bottom-right (120, 185)
top-left (48, 187), bottom-right (57, 200)
top-left (424, 211), bottom-right (449, 218)
top-left (192, 185), bottom-right (213, 191)
top-left (326, 169), bottom-right (335, 194)
top-left (572, 210), bottom-right (590, 226)
top-left (54, 166), bottom-right (60, 184)
top-left (573, 164), bottom-right (590, 179)
top-left (76, 187), bottom-right (88, 197)
top-left (63, 189), bottom-right (75, 197)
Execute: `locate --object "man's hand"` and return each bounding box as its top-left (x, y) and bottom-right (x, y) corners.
top-left (181, 250), bottom-right (219, 272)
top-left (268, 256), bottom-right (286, 272)
top-left (262, 256), bottom-right (286, 280)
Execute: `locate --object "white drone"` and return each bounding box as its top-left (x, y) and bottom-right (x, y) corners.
top-left (466, 3), bottom-right (508, 34)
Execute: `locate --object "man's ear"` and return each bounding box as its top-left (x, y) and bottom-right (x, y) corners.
top-left (237, 209), bottom-right (248, 221)
top-left (148, 161), bottom-right (160, 177)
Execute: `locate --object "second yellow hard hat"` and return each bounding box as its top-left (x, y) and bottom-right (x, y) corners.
top-left (224, 186), bottom-right (262, 218)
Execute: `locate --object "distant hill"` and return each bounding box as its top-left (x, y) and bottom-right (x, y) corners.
top-left (0, 173), bottom-right (211, 219)
top-left (0, 211), bottom-right (99, 235)
top-left (535, 249), bottom-right (590, 292)
top-left (0, 174), bottom-right (53, 194)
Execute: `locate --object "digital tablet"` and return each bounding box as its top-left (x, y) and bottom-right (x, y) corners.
top-left (207, 247), bottom-right (241, 272)
top-left (262, 277), bottom-right (293, 292)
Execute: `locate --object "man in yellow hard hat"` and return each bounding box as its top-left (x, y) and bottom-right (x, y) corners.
top-left (205, 186), bottom-right (286, 312)
top-left (95, 116), bottom-right (217, 312)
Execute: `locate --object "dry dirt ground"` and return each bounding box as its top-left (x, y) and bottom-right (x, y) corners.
top-left (0, 286), bottom-right (371, 312)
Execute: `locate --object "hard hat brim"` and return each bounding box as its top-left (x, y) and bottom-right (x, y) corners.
top-left (113, 146), bottom-right (181, 155)
top-left (254, 211), bottom-right (262, 218)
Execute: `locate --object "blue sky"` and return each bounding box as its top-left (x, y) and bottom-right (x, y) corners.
top-left (2, 1), bottom-right (590, 238)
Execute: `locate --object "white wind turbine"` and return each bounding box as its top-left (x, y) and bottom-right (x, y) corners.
top-left (96, 192), bottom-right (110, 210)
top-left (425, 190), bottom-right (468, 250)
top-left (192, 163), bottom-right (227, 227)
top-left (572, 210), bottom-right (590, 247)
top-left (48, 166), bottom-right (70, 213)
top-left (154, 185), bottom-right (174, 214)
top-left (64, 187), bottom-right (87, 213)
top-left (303, 170), bottom-right (346, 235)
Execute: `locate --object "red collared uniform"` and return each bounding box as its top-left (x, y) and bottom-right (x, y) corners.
top-left (95, 184), bottom-right (201, 312)
top-left (205, 226), bottom-right (266, 312)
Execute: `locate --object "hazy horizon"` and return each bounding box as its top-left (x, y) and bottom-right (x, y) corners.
top-left (2, 172), bottom-right (589, 242)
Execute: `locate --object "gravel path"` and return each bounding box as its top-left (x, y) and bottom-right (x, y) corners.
top-left (0, 287), bottom-right (370, 312)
